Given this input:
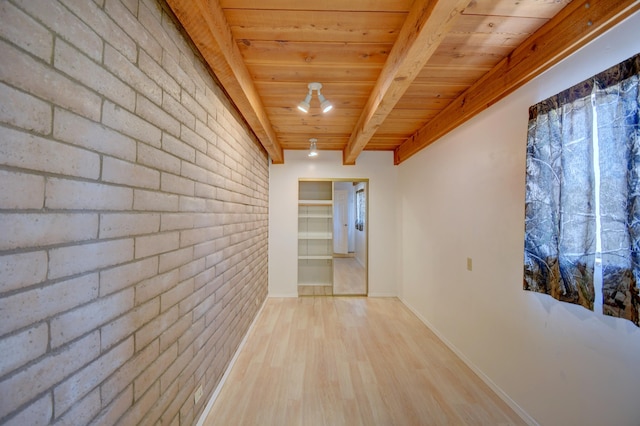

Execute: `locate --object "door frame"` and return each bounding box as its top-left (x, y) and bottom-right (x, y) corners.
top-left (332, 178), bottom-right (369, 296)
top-left (298, 178), bottom-right (369, 296)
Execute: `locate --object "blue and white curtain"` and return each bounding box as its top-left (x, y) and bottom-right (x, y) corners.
top-left (524, 53), bottom-right (640, 326)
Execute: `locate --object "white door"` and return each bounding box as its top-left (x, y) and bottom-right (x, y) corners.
top-left (333, 189), bottom-right (348, 254)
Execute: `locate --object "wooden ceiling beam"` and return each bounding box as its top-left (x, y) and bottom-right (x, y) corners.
top-left (165, 0), bottom-right (284, 163)
top-left (394, 0), bottom-right (640, 165)
top-left (342, 0), bottom-right (470, 165)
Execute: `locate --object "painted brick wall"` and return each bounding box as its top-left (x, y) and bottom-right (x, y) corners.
top-left (0, 0), bottom-right (269, 424)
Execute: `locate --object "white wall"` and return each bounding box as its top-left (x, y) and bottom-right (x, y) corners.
top-left (269, 150), bottom-right (398, 297)
top-left (398, 12), bottom-right (640, 426)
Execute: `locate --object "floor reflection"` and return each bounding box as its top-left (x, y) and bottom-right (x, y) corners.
top-left (333, 257), bottom-right (366, 295)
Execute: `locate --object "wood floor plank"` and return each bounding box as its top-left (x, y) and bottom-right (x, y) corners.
top-left (333, 257), bottom-right (366, 295)
top-left (202, 297), bottom-right (525, 425)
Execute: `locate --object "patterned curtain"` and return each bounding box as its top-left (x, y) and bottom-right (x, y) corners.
top-left (596, 55), bottom-right (640, 324)
top-left (523, 82), bottom-right (596, 310)
top-left (355, 189), bottom-right (364, 231)
top-left (524, 53), bottom-right (640, 325)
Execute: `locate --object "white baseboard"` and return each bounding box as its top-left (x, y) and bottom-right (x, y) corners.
top-left (398, 297), bottom-right (539, 426)
top-left (196, 297), bottom-right (268, 426)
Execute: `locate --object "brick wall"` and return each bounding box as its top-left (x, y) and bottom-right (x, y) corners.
top-left (0, 0), bottom-right (269, 424)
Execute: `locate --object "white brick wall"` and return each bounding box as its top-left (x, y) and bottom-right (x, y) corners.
top-left (0, 0), bottom-right (269, 424)
top-left (0, 2), bottom-right (53, 62)
top-left (54, 39), bottom-right (136, 111)
top-left (0, 127), bottom-right (101, 179)
top-left (103, 100), bottom-right (162, 148)
top-left (54, 108), bottom-right (138, 162)
top-left (99, 213), bottom-right (161, 239)
top-left (0, 82), bottom-right (52, 134)
top-left (0, 40), bottom-right (103, 122)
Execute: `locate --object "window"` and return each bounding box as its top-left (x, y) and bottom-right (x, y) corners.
top-left (355, 189), bottom-right (365, 232)
top-left (523, 53), bottom-right (640, 326)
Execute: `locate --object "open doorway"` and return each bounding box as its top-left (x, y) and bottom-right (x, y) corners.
top-left (332, 180), bottom-right (367, 295)
top-left (297, 179), bottom-right (367, 297)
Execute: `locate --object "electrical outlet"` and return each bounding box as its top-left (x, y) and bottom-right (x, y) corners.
top-left (466, 257), bottom-right (473, 271)
top-left (194, 384), bottom-right (203, 404)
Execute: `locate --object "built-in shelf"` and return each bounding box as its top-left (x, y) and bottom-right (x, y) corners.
top-left (298, 181), bottom-right (334, 294)
top-left (299, 214), bottom-right (333, 218)
top-left (298, 200), bottom-right (333, 206)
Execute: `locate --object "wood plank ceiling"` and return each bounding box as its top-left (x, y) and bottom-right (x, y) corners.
top-left (166, 0), bottom-right (639, 164)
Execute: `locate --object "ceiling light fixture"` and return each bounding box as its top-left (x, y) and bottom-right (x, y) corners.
top-left (308, 138), bottom-right (318, 157)
top-left (318, 92), bottom-right (333, 113)
top-left (297, 82), bottom-right (333, 113)
top-left (297, 92), bottom-right (312, 113)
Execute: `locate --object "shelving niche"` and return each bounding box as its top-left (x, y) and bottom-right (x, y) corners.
top-left (298, 181), bottom-right (333, 296)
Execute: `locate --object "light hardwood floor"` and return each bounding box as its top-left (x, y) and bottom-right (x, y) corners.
top-left (202, 297), bottom-right (525, 425)
top-left (333, 257), bottom-right (366, 295)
